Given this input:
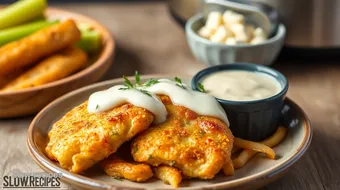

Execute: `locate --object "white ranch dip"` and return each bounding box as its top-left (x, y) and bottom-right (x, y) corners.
top-left (87, 85), bottom-right (167, 124)
top-left (87, 79), bottom-right (229, 126)
top-left (202, 71), bottom-right (281, 101)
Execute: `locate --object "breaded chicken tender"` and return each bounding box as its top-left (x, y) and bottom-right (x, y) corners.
top-left (132, 95), bottom-right (234, 179)
top-left (0, 68), bottom-right (26, 88)
top-left (154, 166), bottom-right (182, 188)
top-left (100, 155), bottom-right (153, 182)
top-left (0, 19), bottom-right (80, 76)
top-left (2, 46), bottom-right (87, 91)
top-left (46, 103), bottom-right (154, 173)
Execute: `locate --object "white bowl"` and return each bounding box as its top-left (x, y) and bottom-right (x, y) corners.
top-left (185, 14), bottom-right (286, 66)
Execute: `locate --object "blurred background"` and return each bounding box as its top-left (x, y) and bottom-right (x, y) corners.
top-left (0, 0), bottom-right (161, 2)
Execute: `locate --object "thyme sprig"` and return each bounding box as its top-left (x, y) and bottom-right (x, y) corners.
top-left (135, 71), bottom-right (141, 86)
top-left (144, 78), bottom-right (159, 87)
top-left (175, 77), bottom-right (186, 89)
top-left (119, 71), bottom-right (159, 96)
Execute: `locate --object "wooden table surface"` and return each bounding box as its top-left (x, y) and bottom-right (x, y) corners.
top-left (0, 2), bottom-right (339, 190)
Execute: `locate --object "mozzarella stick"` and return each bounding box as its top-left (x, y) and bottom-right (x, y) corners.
top-left (0, 19), bottom-right (81, 76)
top-left (1, 46), bottom-right (87, 91)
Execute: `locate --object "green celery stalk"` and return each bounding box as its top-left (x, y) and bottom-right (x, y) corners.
top-left (0, 0), bottom-right (47, 29)
top-left (77, 24), bottom-right (101, 53)
top-left (0, 20), bottom-right (59, 46)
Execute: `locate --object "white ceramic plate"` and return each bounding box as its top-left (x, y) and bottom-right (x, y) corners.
top-left (27, 75), bottom-right (312, 190)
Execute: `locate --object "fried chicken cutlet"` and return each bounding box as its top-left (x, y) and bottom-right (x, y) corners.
top-left (131, 95), bottom-right (234, 179)
top-left (46, 102), bottom-right (154, 173)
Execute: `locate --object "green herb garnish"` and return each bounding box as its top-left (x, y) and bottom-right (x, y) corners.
top-left (135, 71), bottom-right (141, 86)
top-left (198, 83), bottom-right (205, 93)
top-left (132, 147), bottom-right (138, 154)
top-left (148, 155), bottom-right (153, 160)
top-left (96, 104), bottom-right (99, 110)
top-left (144, 78), bottom-right (159, 87)
top-left (113, 176), bottom-right (122, 181)
top-left (139, 89), bottom-right (152, 97)
top-left (112, 131), bottom-right (118, 136)
top-left (123, 75), bottom-right (133, 89)
top-left (119, 72), bottom-right (159, 96)
top-left (175, 77), bottom-right (185, 89)
top-left (174, 77), bottom-right (182, 84)
top-left (170, 160), bottom-right (176, 166)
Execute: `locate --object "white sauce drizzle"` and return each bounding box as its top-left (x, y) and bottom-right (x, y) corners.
top-left (87, 85), bottom-right (167, 124)
top-left (87, 79), bottom-right (230, 126)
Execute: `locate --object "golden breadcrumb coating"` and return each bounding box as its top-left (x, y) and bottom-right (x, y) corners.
top-left (100, 155), bottom-right (153, 182)
top-left (154, 165), bottom-right (182, 188)
top-left (46, 102), bottom-right (154, 173)
top-left (132, 95), bottom-right (234, 179)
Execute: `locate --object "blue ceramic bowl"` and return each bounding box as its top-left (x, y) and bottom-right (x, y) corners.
top-left (192, 63), bottom-right (288, 141)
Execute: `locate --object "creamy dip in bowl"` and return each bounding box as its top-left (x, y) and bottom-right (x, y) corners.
top-left (202, 70), bottom-right (282, 101)
top-left (192, 63), bottom-right (288, 141)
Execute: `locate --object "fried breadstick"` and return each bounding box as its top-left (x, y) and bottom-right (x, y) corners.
top-left (1, 46), bottom-right (87, 91)
top-left (0, 19), bottom-right (81, 76)
top-left (0, 68), bottom-right (26, 88)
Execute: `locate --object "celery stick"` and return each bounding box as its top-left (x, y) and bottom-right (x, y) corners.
top-left (31, 14), bottom-right (46, 22)
top-left (0, 20), bottom-right (58, 46)
top-left (0, 0), bottom-right (47, 29)
top-left (77, 24), bottom-right (101, 52)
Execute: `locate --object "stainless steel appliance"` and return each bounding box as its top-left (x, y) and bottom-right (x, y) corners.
top-left (168, 0), bottom-right (340, 48)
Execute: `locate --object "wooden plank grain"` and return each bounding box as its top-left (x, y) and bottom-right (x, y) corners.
top-left (273, 62), bottom-right (340, 190)
top-left (0, 117), bottom-right (69, 190)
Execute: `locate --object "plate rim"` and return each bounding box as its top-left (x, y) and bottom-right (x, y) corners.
top-left (0, 7), bottom-right (115, 95)
top-left (27, 74), bottom-right (313, 190)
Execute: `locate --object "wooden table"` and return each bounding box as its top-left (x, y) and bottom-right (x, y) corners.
top-left (0, 2), bottom-right (339, 190)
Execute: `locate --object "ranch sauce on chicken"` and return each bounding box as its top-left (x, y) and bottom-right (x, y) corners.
top-left (87, 79), bottom-right (229, 126)
top-left (87, 85), bottom-right (167, 124)
top-left (202, 71), bottom-right (281, 101)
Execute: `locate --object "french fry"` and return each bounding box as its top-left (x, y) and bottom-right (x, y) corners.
top-left (1, 46), bottom-right (87, 91)
top-left (0, 19), bottom-right (81, 76)
top-left (261, 127), bottom-right (288, 147)
top-left (222, 158), bottom-right (234, 176)
top-left (231, 147), bottom-right (241, 155)
top-left (154, 166), bottom-right (182, 188)
top-left (233, 127), bottom-right (287, 169)
top-left (234, 138), bottom-right (275, 159)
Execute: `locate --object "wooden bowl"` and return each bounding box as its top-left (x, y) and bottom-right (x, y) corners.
top-left (0, 8), bottom-right (115, 118)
